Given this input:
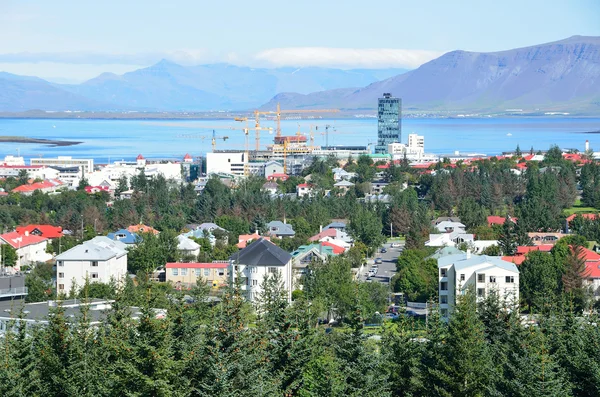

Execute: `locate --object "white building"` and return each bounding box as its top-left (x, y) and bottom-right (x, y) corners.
top-left (0, 232), bottom-right (52, 270)
top-left (55, 236), bottom-right (128, 294)
top-left (31, 156), bottom-right (94, 174)
top-left (2, 155), bottom-right (25, 166)
top-left (206, 152), bottom-right (248, 178)
top-left (264, 161), bottom-right (284, 178)
top-left (311, 146), bottom-right (370, 159)
top-left (425, 231), bottom-right (474, 247)
top-left (177, 235), bottom-right (200, 258)
top-left (438, 251), bottom-right (519, 318)
top-left (87, 154), bottom-right (183, 188)
top-left (229, 238), bottom-right (293, 303)
top-left (388, 133), bottom-right (439, 162)
top-left (0, 164), bottom-right (59, 180)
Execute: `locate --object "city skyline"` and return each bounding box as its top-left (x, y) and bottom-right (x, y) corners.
top-left (0, 0), bottom-right (598, 82)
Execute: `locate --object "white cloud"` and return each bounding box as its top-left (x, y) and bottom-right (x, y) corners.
top-left (254, 47), bottom-right (443, 69)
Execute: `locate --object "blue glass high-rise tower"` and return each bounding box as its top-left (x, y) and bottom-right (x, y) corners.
top-left (375, 93), bottom-right (401, 153)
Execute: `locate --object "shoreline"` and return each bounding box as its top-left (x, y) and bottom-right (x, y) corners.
top-left (0, 136), bottom-right (82, 147)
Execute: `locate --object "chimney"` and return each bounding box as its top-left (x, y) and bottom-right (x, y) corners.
top-left (24, 231), bottom-right (29, 236)
top-left (320, 225), bottom-right (323, 233)
top-left (466, 249), bottom-right (471, 259)
top-left (586, 140), bottom-right (590, 152)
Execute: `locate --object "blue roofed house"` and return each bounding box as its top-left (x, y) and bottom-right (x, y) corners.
top-left (323, 221), bottom-right (347, 232)
top-left (107, 229), bottom-right (140, 246)
top-left (182, 223), bottom-right (228, 247)
top-left (266, 221), bottom-right (295, 238)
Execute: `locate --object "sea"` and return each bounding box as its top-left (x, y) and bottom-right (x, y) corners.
top-left (1, 117), bottom-right (599, 163)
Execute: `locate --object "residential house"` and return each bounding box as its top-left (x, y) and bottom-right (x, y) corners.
top-left (165, 262), bottom-right (228, 288)
top-left (55, 236), bottom-right (128, 294)
top-left (127, 223), bottom-right (159, 235)
top-left (264, 161), bottom-right (284, 178)
top-left (266, 221), bottom-right (296, 238)
top-left (237, 233), bottom-right (270, 249)
top-left (527, 232), bottom-right (567, 245)
top-left (296, 183), bottom-right (314, 198)
top-left (107, 229), bottom-right (140, 245)
top-left (309, 228), bottom-right (353, 245)
top-left (11, 179), bottom-right (64, 195)
top-left (487, 215), bottom-right (518, 227)
top-left (332, 168), bottom-right (356, 182)
top-left (426, 231), bottom-right (475, 248)
top-left (431, 217), bottom-right (461, 227)
top-left (85, 185), bottom-right (111, 194)
top-left (119, 189), bottom-right (134, 199)
top-left (267, 173), bottom-right (289, 182)
top-left (438, 251), bottom-right (519, 318)
top-left (0, 232), bottom-right (52, 270)
top-left (370, 180), bottom-right (389, 195)
top-left (177, 235), bottom-right (201, 258)
top-left (182, 223), bottom-right (227, 247)
top-left (566, 213), bottom-right (598, 228)
top-left (471, 240), bottom-right (499, 254)
top-left (333, 180), bottom-right (355, 195)
top-left (262, 181), bottom-right (279, 195)
top-left (323, 221), bottom-right (347, 232)
top-left (434, 221), bottom-right (467, 234)
top-left (582, 248), bottom-right (600, 299)
top-left (229, 238), bottom-right (293, 302)
top-left (291, 243), bottom-right (337, 280)
top-left (15, 224), bottom-right (63, 239)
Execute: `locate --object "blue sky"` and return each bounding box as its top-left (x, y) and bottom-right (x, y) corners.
top-left (0, 0), bottom-right (598, 82)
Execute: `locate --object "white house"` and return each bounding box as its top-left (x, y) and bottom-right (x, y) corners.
top-left (206, 152), bottom-right (248, 178)
top-left (229, 238), bottom-right (293, 303)
top-left (55, 236), bottom-right (128, 294)
top-left (425, 231), bottom-right (474, 247)
top-left (296, 183), bottom-right (314, 198)
top-left (0, 231), bottom-right (52, 270)
top-left (177, 235), bottom-right (201, 258)
top-left (438, 251), bottom-right (519, 318)
top-left (434, 221), bottom-right (466, 234)
top-left (264, 161), bottom-right (284, 178)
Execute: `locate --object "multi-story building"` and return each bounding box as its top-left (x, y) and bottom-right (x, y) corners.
top-left (229, 238), bottom-right (293, 302)
top-left (31, 156), bottom-right (94, 174)
top-left (165, 262), bottom-right (228, 288)
top-left (206, 152), bottom-right (248, 178)
top-left (55, 236), bottom-right (128, 294)
top-left (437, 251), bottom-right (519, 318)
top-left (375, 93), bottom-right (402, 153)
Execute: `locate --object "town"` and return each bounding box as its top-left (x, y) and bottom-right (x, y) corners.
top-left (1, 93), bottom-right (599, 395)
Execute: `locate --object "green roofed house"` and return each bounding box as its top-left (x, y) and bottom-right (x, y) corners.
top-left (291, 243), bottom-right (337, 281)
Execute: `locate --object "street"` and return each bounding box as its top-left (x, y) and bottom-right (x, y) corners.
top-left (359, 240), bottom-right (405, 285)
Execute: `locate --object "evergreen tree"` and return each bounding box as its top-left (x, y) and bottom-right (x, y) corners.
top-left (498, 217), bottom-right (517, 255)
top-left (515, 144), bottom-right (522, 157)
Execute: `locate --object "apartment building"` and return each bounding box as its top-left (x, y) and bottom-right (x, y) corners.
top-left (437, 251), bottom-right (519, 318)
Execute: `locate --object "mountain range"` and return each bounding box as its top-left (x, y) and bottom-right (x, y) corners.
top-left (0, 64), bottom-right (407, 112)
top-left (263, 36), bottom-right (600, 114)
top-left (0, 36), bottom-right (598, 114)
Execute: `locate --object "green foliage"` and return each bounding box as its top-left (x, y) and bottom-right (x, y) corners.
top-left (127, 230), bottom-right (180, 274)
top-left (393, 249), bottom-right (438, 301)
top-left (1, 243), bottom-right (17, 267)
top-left (349, 205), bottom-right (385, 254)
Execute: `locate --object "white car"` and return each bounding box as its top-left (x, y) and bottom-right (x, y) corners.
top-left (391, 242), bottom-right (401, 248)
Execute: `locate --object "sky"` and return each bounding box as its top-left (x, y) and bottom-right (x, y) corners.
top-left (0, 0), bottom-right (599, 82)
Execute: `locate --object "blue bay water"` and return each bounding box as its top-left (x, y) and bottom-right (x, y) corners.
top-left (0, 117), bottom-right (599, 163)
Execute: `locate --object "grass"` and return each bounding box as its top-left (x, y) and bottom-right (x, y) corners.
top-left (564, 198), bottom-right (598, 216)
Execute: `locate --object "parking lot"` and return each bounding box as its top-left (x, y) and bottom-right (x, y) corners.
top-left (360, 241), bottom-right (404, 285)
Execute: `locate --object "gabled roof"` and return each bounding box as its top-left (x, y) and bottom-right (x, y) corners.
top-left (297, 183), bottom-right (312, 189)
top-left (309, 228), bottom-right (338, 242)
top-left (566, 213), bottom-right (598, 223)
top-left (516, 245), bottom-right (553, 255)
top-left (502, 256), bottom-right (526, 266)
top-left (0, 232), bottom-right (47, 249)
top-left (323, 221), bottom-right (346, 230)
top-left (429, 246), bottom-right (464, 259)
top-left (136, 154), bottom-right (144, 160)
top-left (291, 244), bottom-right (335, 258)
top-left (56, 236), bottom-right (127, 261)
top-left (198, 223), bottom-right (226, 233)
top-left (320, 241), bottom-right (346, 254)
top-left (230, 238), bottom-right (292, 267)
top-left (127, 223), bottom-right (159, 235)
top-left (12, 179), bottom-right (64, 193)
top-left (266, 221), bottom-right (295, 236)
top-left (487, 215), bottom-right (517, 226)
top-left (237, 233), bottom-right (270, 249)
top-left (262, 181), bottom-right (279, 189)
top-left (334, 180), bottom-right (355, 187)
top-left (15, 224), bottom-right (63, 239)
top-left (107, 229), bottom-right (140, 244)
top-left (177, 235), bottom-right (201, 251)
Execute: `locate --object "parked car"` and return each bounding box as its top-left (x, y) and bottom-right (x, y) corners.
top-left (391, 242), bottom-right (401, 248)
top-left (366, 277), bottom-right (373, 282)
top-left (384, 312), bottom-right (399, 320)
top-left (375, 258), bottom-right (383, 264)
top-left (381, 248), bottom-right (387, 253)
top-left (405, 310), bottom-right (419, 317)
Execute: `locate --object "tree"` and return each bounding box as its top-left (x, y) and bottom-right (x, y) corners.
top-left (393, 250), bottom-right (438, 302)
top-left (520, 251), bottom-right (562, 312)
top-left (1, 243), bottom-right (17, 267)
top-left (348, 206), bottom-right (385, 255)
top-left (498, 217), bottom-right (517, 255)
top-left (515, 144), bottom-right (522, 157)
top-left (562, 245), bottom-right (591, 311)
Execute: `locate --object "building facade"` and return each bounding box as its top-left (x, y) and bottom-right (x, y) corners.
top-left (55, 236), bottom-right (128, 294)
top-left (437, 251), bottom-right (519, 318)
top-left (375, 93), bottom-right (402, 153)
top-left (165, 262), bottom-right (228, 288)
top-left (31, 156), bottom-right (94, 174)
top-left (206, 152), bottom-right (248, 178)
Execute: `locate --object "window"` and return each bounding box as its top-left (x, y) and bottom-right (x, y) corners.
top-left (181, 268), bottom-right (188, 276)
top-left (57, 261), bottom-right (63, 267)
top-left (58, 284), bottom-right (64, 290)
top-left (91, 273), bottom-right (99, 279)
top-left (218, 269), bottom-right (225, 276)
top-left (505, 276), bottom-right (515, 283)
top-left (440, 282), bottom-right (448, 291)
top-left (489, 276), bottom-right (496, 283)
top-left (172, 268), bottom-right (179, 276)
top-left (269, 267), bottom-right (278, 274)
top-left (252, 279), bottom-right (258, 286)
top-left (204, 269), bottom-right (210, 277)
top-left (440, 269), bottom-right (447, 277)
top-left (91, 261), bottom-right (98, 267)
top-left (440, 295), bottom-right (448, 304)
top-left (460, 274), bottom-right (465, 281)
top-left (477, 288), bottom-right (485, 297)
top-left (58, 273), bottom-right (64, 278)
top-left (441, 309), bottom-right (448, 317)
top-left (477, 274), bottom-right (485, 283)
top-left (195, 269), bottom-right (201, 277)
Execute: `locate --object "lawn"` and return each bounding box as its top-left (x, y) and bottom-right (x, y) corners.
top-left (563, 198), bottom-right (598, 216)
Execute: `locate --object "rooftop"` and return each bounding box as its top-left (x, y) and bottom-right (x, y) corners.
top-left (438, 253), bottom-right (519, 273)
top-left (56, 236), bottom-right (127, 261)
top-left (0, 231), bottom-right (47, 249)
top-left (230, 238), bottom-right (292, 267)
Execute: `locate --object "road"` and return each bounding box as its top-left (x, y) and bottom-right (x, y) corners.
top-left (359, 241), bottom-right (405, 285)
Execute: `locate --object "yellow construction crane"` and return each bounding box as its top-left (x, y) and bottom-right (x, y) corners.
top-left (176, 130), bottom-right (230, 152)
top-left (272, 103), bottom-right (340, 137)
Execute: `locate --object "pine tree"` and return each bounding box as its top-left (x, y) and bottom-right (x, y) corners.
top-left (515, 144), bottom-right (522, 157)
top-left (498, 216), bottom-right (517, 255)
top-left (562, 245), bottom-right (591, 312)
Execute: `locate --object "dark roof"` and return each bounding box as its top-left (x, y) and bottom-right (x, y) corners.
top-left (229, 238), bottom-right (292, 267)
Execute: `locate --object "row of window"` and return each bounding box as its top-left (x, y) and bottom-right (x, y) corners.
top-left (439, 269), bottom-right (514, 284)
top-left (58, 272), bottom-right (98, 279)
top-left (171, 268), bottom-right (226, 277)
top-left (56, 261), bottom-right (98, 267)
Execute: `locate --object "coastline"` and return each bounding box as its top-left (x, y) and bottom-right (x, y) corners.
top-left (0, 136), bottom-right (82, 147)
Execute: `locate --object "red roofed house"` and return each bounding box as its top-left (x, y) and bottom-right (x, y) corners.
top-left (502, 256), bottom-right (526, 266)
top-left (266, 173), bottom-right (289, 182)
top-left (527, 232), bottom-right (567, 246)
top-left (296, 183), bottom-right (314, 198)
top-left (85, 185), bottom-right (111, 194)
top-left (320, 241), bottom-right (346, 254)
top-left (11, 179), bottom-right (64, 196)
top-left (127, 223), bottom-right (160, 235)
top-left (183, 153), bottom-right (193, 163)
top-left (237, 233), bottom-right (270, 249)
top-left (15, 224), bottom-right (63, 239)
top-left (516, 245), bottom-right (554, 255)
top-left (165, 262), bottom-right (228, 288)
top-left (566, 213), bottom-right (598, 224)
top-left (308, 228), bottom-right (338, 242)
top-left (487, 215), bottom-right (517, 227)
top-left (0, 231), bottom-right (53, 270)
top-left (577, 247), bottom-right (600, 299)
